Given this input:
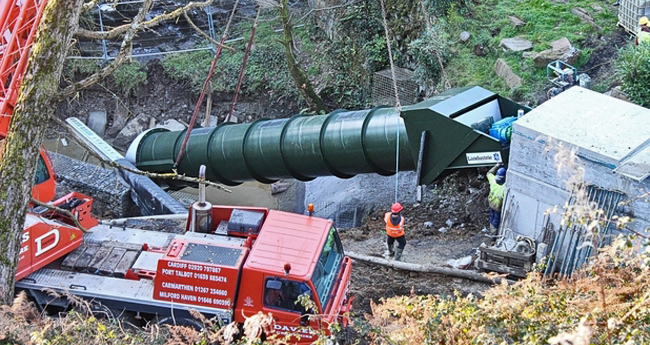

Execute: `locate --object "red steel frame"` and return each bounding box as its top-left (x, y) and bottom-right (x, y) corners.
top-left (0, 0), bottom-right (48, 135)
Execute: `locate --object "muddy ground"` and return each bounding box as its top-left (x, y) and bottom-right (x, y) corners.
top-left (339, 170), bottom-right (496, 316)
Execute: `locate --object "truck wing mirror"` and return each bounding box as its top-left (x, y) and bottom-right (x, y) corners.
top-left (300, 312), bottom-right (310, 326)
top-left (266, 280), bottom-right (282, 289)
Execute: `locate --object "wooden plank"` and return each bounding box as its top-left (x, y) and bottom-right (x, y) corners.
top-left (61, 246), bottom-right (86, 271)
top-left (99, 247), bottom-right (127, 276)
top-left (88, 246), bottom-right (113, 273)
top-left (74, 245), bottom-right (99, 272)
top-left (114, 250), bottom-right (139, 278)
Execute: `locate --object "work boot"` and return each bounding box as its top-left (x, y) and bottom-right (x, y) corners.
top-left (385, 242), bottom-right (395, 258)
top-left (394, 248), bottom-right (404, 261)
top-left (489, 224), bottom-right (498, 235)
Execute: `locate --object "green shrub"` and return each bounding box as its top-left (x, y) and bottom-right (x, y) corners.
top-left (366, 237), bottom-right (650, 344)
top-left (615, 43), bottom-right (650, 107)
top-left (112, 61), bottom-right (147, 95)
top-left (160, 27), bottom-right (298, 105)
top-left (63, 59), bottom-right (100, 79)
top-left (409, 26), bottom-right (451, 87)
top-left (160, 49), bottom-right (213, 91)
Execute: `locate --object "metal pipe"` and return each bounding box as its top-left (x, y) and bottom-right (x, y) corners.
top-left (544, 228), bottom-right (560, 278)
top-left (559, 226), bottom-right (576, 279)
top-left (549, 225), bottom-right (569, 277)
top-left (127, 87), bottom-right (519, 185)
top-left (190, 165), bottom-right (212, 233)
top-left (97, 5), bottom-right (108, 61)
top-left (128, 107), bottom-right (414, 185)
top-left (564, 229), bottom-right (581, 279)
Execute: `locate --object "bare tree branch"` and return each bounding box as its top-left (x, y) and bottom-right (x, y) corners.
top-left (82, 0), bottom-right (102, 12)
top-left (76, 0), bottom-right (216, 40)
top-left (56, 0), bottom-right (153, 101)
top-left (295, 0), bottom-right (361, 24)
top-left (183, 10), bottom-right (235, 51)
top-left (49, 116), bottom-right (231, 192)
top-left (31, 198), bottom-right (88, 233)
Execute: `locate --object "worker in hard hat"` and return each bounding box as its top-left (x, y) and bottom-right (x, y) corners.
top-left (487, 163), bottom-right (507, 234)
top-left (384, 202), bottom-right (406, 261)
top-left (637, 16), bottom-right (650, 45)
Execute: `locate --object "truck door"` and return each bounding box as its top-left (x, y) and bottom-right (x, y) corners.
top-left (263, 277), bottom-right (319, 342)
top-left (32, 151), bottom-right (55, 203)
top-left (0, 140), bottom-right (54, 203)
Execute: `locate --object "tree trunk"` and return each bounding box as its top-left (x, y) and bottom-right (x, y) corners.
top-left (0, 0), bottom-right (84, 305)
top-left (345, 251), bottom-right (515, 285)
top-left (278, 0), bottom-right (328, 113)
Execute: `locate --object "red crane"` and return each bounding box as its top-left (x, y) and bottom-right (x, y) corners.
top-left (0, 0), bottom-right (98, 280)
top-left (0, 0), bottom-right (49, 134)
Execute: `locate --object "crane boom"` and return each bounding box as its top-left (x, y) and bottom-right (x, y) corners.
top-left (0, 0), bottom-right (48, 134)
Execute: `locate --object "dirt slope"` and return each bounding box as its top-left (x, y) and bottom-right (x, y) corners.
top-left (340, 170), bottom-right (497, 314)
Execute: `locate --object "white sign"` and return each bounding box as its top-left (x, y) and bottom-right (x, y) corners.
top-left (35, 229), bottom-right (60, 257)
top-left (466, 151), bottom-right (502, 165)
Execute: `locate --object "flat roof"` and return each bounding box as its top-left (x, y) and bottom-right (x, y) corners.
top-left (515, 87), bottom-right (650, 173)
top-left (244, 210), bottom-right (331, 279)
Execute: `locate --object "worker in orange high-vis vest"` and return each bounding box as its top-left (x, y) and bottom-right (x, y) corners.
top-left (384, 202), bottom-right (406, 261)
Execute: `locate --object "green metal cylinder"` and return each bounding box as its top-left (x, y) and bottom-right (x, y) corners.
top-left (129, 107), bottom-right (414, 185)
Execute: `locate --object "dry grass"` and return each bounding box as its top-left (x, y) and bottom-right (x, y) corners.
top-left (365, 237), bottom-right (650, 344)
top-left (0, 292), bottom-right (331, 345)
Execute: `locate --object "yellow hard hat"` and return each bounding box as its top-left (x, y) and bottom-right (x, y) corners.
top-left (640, 16), bottom-right (649, 26)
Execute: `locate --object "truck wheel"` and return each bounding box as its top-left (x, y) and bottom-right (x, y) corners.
top-left (154, 316), bottom-right (203, 330)
top-left (109, 308), bottom-right (141, 328)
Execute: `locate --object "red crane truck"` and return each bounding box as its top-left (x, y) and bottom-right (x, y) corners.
top-left (16, 201), bottom-right (353, 342)
top-left (2, 1), bottom-right (353, 341)
top-left (1, 0), bottom-right (99, 280)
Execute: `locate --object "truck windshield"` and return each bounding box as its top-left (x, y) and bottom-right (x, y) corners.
top-left (311, 226), bottom-right (344, 310)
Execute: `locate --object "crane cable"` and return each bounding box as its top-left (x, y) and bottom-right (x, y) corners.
top-left (379, 0), bottom-right (401, 204)
top-left (175, 0), bottom-right (241, 166)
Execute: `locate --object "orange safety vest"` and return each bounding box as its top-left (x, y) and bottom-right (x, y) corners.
top-left (384, 212), bottom-right (405, 237)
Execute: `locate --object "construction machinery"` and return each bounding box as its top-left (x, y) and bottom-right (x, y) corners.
top-left (16, 170), bottom-right (352, 342)
top-left (546, 60), bottom-right (590, 99)
top-left (1, 0), bottom-right (100, 280)
top-left (1, 0), bottom-right (56, 203)
top-left (2, 1), bottom-right (351, 341)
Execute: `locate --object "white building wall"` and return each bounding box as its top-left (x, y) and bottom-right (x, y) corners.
top-left (505, 87), bottom-right (650, 241)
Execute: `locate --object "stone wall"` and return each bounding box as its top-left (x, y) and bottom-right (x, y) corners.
top-left (50, 153), bottom-right (137, 218)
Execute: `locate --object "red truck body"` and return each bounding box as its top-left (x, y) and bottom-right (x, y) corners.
top-left (16, 205), bottom-right (353, 343)
top-left (150, 206), bottom-right (353, 341)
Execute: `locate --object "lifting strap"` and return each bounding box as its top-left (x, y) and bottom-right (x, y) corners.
top-left (226, 7), bottom-right (262, 123)
top-left (175, 0), bottom-right (241, 166)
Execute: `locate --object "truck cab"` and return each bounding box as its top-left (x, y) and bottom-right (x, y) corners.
top-left (151, 205), bottom-right (353, 342)
top-left (0, 136), bottom-right (56, 203)
top-left (234, 210), bottom-right (352, 342)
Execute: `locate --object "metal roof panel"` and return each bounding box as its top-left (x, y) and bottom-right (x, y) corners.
top-left (244, 210), bottom-right (331, 278)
